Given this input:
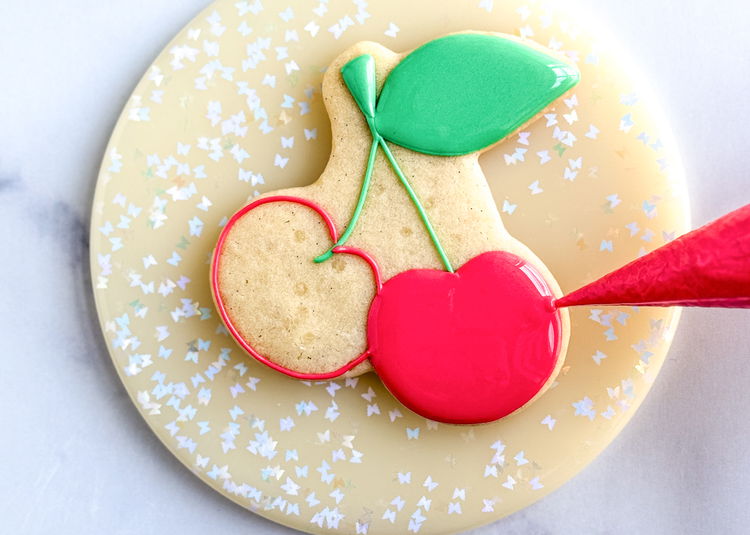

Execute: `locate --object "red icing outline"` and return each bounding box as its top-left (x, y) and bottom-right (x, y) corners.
top-left (211, 195), bottom-right (382, 380)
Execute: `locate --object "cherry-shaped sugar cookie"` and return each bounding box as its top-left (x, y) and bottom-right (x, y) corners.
top-left (211, 32), bottom-right (580, 424)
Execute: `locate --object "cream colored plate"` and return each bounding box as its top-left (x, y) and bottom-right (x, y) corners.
top-left (90, 1), bottom-right (688, 533)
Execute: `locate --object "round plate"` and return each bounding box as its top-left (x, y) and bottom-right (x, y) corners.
top-left (90, 1), bottom-right (688, 533)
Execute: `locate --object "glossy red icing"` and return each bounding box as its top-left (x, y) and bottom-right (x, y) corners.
top-left (556, 203), bottom-right (750, 309)
top-left (211, 195), bottom-right (382, 380)
top-left (367, 251), bottom-right (563, 424)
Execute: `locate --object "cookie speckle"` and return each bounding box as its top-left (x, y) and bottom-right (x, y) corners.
top-left (302, 332), bottom-right (316, 344)
top-left (331, 256), bottom-right (347, 272)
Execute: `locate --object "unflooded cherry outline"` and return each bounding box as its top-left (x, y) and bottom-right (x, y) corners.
top-left (211, 195), bottom-right (383, 380)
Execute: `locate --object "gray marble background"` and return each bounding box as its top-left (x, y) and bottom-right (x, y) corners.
top-left (1, 1), bottom-right (748, 533)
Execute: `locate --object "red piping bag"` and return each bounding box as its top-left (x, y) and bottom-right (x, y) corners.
top-left (556, 204), bottom-right (750, 309)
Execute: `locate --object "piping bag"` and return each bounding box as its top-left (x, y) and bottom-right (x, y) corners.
top-left (555, 203), bottom-right (750, 309)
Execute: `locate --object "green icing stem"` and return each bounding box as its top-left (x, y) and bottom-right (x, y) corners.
top-left (314, 127), bottom-right (454, 273)
top-left (376, 137), bottom-right (454, 272)
top-left (314, 54), bottom-right (454, 272)
top-left (313, 135), bottom-right (379, 264)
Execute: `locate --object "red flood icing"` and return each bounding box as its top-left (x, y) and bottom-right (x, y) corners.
top-left (556, 203), bottom-right (750, 309)
top-left (367, 251), bottom-right (563, 424)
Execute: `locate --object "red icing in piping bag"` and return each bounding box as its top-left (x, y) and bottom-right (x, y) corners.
top-left (556, 203), bottom-right (750, 309)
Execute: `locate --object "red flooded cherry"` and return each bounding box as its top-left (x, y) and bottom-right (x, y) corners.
top-left (366, 251), bottom-right (563, 424)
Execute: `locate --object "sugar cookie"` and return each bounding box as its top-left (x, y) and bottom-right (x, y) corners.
top-left (211, 32), bottom-right (577, 423)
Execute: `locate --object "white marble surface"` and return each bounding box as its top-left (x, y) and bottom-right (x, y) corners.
top-left (1, 1), bottom-right (749, 533)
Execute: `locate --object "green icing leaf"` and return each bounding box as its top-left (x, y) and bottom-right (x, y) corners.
top-left (374, 33), bottom-right (580, 156)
